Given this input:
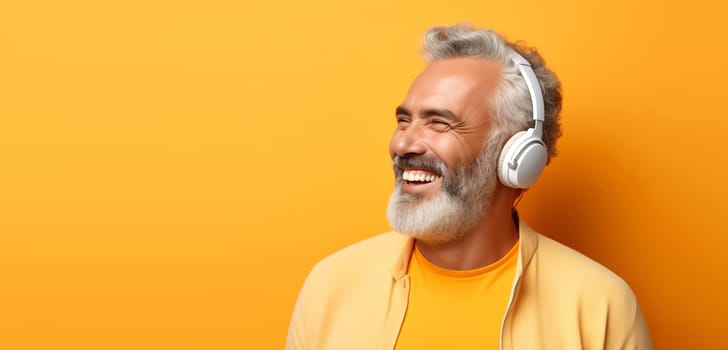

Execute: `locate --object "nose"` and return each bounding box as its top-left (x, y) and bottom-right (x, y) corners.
top-left (390, 124), bottom-right (426, 158)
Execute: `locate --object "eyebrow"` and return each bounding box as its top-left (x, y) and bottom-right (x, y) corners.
top-left (395, 106), bottom-right (459, 122)
top-left (423, 108), bottom-right (458, 122)
top-left (395, 106), bottom-right (411, 117)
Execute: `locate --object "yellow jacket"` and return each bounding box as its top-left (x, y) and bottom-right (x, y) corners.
top-left (286, 220), bottom-right (653, 349)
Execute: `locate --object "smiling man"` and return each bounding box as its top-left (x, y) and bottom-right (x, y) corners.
top-left (286, 24), bottom-right (652, 350)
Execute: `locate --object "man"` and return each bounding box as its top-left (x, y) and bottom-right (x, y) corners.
top-left (286, 24), bottom-right (652, 349)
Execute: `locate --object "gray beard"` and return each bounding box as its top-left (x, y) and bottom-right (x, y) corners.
top-left (386, 137), bottom-right (500, 244)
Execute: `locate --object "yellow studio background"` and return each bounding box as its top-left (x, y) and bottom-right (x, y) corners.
top-left (0, 0), bottom-right (726, 349)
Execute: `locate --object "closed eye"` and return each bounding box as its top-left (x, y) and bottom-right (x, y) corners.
top-left (396, 116), bottom-right (411, 129)
top-left (429, 119), bottom-right (451, 131)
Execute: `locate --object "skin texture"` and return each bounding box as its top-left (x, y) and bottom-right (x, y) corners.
top-left (390, 57), bottom-right (521, 270)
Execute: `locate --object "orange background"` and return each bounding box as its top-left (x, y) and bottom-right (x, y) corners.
top-left (1, 0), bottom-right (726, 348)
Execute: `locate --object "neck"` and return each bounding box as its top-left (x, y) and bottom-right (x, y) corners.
top-left (415, 187), bottom-right (520, 270)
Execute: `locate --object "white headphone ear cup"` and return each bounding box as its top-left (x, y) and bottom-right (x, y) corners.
top-left (498, 131), bottom-right (527, 187)
top-left (497, 130), bottom-right (547, 189)
top-left (513, 139), bottom-right (547, 188)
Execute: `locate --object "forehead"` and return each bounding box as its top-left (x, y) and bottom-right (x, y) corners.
top-left (402, 57), bottom-right (503, 115)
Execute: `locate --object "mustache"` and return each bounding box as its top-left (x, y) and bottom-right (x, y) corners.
top-left (392, 155), bottom-right (448, 176)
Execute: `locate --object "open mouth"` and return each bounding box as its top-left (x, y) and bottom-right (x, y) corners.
top-left (402, 169), bottom-right (442, 186)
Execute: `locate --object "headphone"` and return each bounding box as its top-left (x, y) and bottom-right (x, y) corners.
top-left (497, 51), bottom-right (548, 189)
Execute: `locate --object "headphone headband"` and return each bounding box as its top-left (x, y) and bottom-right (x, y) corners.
top-left (509, 51), bottom-right (545, 138)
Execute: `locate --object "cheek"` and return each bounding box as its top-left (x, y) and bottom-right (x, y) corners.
top-left (431, 135), bottom-right (479, 167)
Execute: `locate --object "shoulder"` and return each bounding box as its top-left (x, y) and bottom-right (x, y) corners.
top-left (316, 232), bottom-right (411, 268)
top-left (288, 233), bottom-right (414, 349)
top-left (526, 228), bottom-right (644, 330)
top-left (301, 232), bottom-right (412, 297)
top-left (514, 224), bottom-right (653, 348)
top-left (291, 233), bottom-right (412, 337)
top-left (532, 232), bottom-right (634, 296)
top-left (309, 232), bottom-right (411, 277)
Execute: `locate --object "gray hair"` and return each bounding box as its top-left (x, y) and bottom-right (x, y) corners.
top-left (423, 24), bottom-right (563, 160)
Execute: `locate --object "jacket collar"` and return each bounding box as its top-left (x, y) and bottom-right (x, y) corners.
top-left (516, 216), bottom-right (539, 276)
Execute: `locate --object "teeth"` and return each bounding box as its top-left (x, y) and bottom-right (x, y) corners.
top-left (402, 170), bottom-right (439, 183)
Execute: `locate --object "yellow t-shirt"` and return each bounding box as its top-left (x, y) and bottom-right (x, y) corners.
top-left (395, 241), bottom-right (519, 350)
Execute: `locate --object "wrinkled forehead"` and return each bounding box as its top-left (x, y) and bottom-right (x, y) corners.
top-left (403, 57), bottom-right (503, 113)
top-left (420, 56), bottom-right (502, 80)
